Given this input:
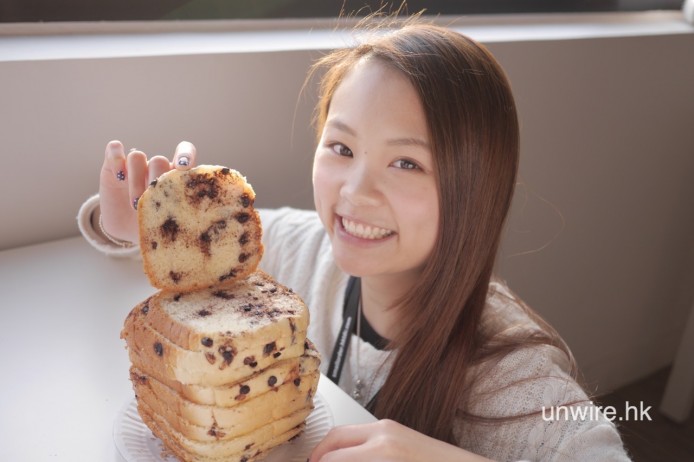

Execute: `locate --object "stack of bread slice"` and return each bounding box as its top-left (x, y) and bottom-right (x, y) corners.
top-left (120, 166), bottom-right (320, 462)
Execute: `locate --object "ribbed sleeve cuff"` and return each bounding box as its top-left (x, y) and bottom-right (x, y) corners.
top-left (76, 194), bottom-right (141, 259)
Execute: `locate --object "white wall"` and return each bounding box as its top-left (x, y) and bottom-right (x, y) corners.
top-left (1, 14), bottom-right (693, 394)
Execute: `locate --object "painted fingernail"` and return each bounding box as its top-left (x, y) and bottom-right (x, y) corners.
top-left (177, 156), bottom-right (190, 167)
top-left (132, 197), bottom-right (139, 210)
top-left (116, 170), bottom-right (126, 181)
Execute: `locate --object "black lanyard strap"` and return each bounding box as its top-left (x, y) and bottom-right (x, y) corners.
top-left (327, 276), bottom-right (360, 384)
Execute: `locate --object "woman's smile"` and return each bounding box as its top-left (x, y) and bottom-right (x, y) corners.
top-left (337, 214), bottom-right (396, 241)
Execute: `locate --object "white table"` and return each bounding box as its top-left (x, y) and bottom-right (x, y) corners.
top-left (0, 236), bottom-right (375, 461)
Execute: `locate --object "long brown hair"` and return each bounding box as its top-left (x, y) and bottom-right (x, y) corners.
top-left (311, 21), bottom-right (573, 443)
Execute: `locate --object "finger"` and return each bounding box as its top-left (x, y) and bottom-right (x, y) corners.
top-left (103, 140), bottom-right (127, 182)
top-left (173, 141), bottom-right (197, 170)
top-left (127, 150), bottom-right (148, 210)
top-left (148, 155), bottom-right (172, 184)
top-left (309, 425), bottom-right (369, 462)
top-left (311, 445), bottom-right (366, 462)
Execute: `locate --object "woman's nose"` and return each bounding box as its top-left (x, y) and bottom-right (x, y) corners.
top-left (340, 159), bottom-right (381, 207)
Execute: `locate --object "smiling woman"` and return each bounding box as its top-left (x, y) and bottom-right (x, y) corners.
top-left (76, 16), bottom-right (636, 462)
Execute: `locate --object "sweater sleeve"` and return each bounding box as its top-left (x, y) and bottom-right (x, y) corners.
top-left (453, 344), bottom-right (631, 462)
top-left (76, 194), bottom-right (141, 259)
top-left (452, 283), bottom-right (632, 462)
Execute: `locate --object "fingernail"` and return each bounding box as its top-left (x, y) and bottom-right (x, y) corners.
top-left (132, 197), bottom-right (139, 210)
top-left (116, 170), bottom-right (126, 181)
top-left (177, 156), bottom-right (190, 167)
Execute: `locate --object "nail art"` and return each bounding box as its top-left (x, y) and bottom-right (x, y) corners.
top-left (132, 197), bottom-right (139, 210)
top-left (116, 170), bottom-right (126, 181)
top-left (177, 156), bottom-right (190, 167)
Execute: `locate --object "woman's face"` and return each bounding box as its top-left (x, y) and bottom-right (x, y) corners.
top-left (313, 58), bottom-right (439, 280)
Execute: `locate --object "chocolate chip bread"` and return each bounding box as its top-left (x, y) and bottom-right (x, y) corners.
top-left (122, 271), bottom-right (310, 387)
top-left (138, 165), bottom-right (263, 292)
top-left (123, 164), bottom-right (321, 462)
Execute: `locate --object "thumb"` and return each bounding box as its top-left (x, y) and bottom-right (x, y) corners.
top-left (173, 141), bottom-right (197, 171)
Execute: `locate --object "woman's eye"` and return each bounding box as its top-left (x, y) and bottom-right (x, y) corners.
top-left (330, 143), bottom-right (353, 157)
top-left (393, 159), bottom-right (420, 170)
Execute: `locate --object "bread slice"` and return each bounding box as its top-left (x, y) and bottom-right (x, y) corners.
top-left (125, 313), bottom-right (306, 386)
top-left (138, 400), bottom-right (310, 462)
top-left (131, 368), bottom-right (319, 440)
top-left (121, 271), bottom-right (312, 386)
top-left (130, 341), bottom-right (320, 407)
top-left (138, 165), bottom-right (263, 292)
top-left (133, 271), bottom-right (309, 352)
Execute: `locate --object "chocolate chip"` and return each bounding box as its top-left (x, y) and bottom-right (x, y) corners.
top-left (173, 293), bottom-right (182, 301)
top-left (219, 269), bottom-right (237, 282)
top-left (242, 304), bottom-right (253, 312)
top-left (197, 309), bottom-right (211, 317)
top-left (243, 356), bottom-right (257, 367)
top-left (160, 217), bottom-right (179, 241)
top-left (239, 385), bottom-right (250, 395)
top-left (240, 457), bottom-right (248, 462)
top-left (205, 352), bottom-right (216, 364)
top-left (294, 378), bottom-right (301, 386)
top-left (184, 174), bottom-right (222, 206)
top-left (141, 304), bottom-right (149, 315)
top-left (154, 342), bottom-right (163, 357)
top-left (219, 345), bottom-right (235, 365)
top-left (208, 426), bottom-right (225, 439)
top-left (263, 341), bottom-right (276, 356)
top-left (151, 241), bottom-right (158, 250)
top-left (213, 290), bottom-right (235, 300)
top-left (268, 376), bottom-right (277, 387)
top-left (236, 212), bottom-right (250, 223)
top-left (169, 271), bottom-right (182, 283)
top-left (221, 167), bottom-right (230, 175)
top-left (240, 193), bottom-right (251, 208)
top-left (149, 179), bottom-right (158, 187)
top-left (273, 351), bottom-right (282, 358)
top-left (239, 232), bottom-right (250, 245)
top-left (201, 337), bottom-right (213, 348)
top-left (238, 253), bottom-right (250, 263)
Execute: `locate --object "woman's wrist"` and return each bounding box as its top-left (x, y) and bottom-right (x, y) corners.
top-left (92, 210), bottom-right (135, 248)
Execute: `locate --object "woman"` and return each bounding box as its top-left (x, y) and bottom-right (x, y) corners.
top-left (79, 21), bottom-right (630, 462)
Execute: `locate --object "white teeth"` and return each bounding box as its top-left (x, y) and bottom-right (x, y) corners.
top-left (341, 218), bottom-right (393, 240)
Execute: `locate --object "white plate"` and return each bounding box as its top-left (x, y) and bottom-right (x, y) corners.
top-left (114, 392), bottom-right (334, 462)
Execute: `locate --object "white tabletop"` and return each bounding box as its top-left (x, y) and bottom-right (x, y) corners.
top-left (0, 236), bottom-right (375, 461)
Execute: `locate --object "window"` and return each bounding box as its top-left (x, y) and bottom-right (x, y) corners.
top-left (0, 0), bottom-right (685, 23)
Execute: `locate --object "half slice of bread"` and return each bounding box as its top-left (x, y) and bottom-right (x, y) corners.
top-left (138, 165), bottom-right (263, 292)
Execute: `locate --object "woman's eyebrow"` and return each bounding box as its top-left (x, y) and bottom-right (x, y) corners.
top-left (386, 137), bottom-right (430, 150)
top-left (325, 119), bottom-right (356, 136)
top-left (326, 118), bottom-right (430, 150)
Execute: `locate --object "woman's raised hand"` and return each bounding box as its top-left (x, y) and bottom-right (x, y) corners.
top-left (97, 140), bottom-right (197, 244)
